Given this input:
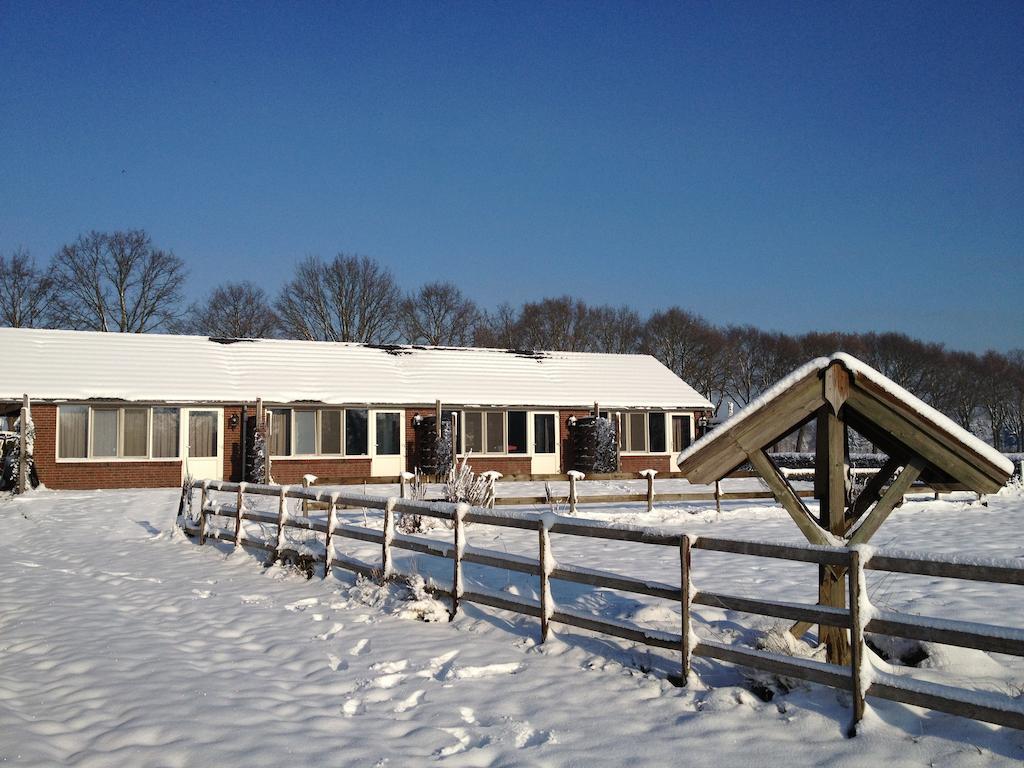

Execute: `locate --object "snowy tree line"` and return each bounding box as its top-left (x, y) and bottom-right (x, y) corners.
top-left (2, 230), bottom-right (1023, 450)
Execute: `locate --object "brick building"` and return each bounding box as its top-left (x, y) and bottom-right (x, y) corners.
top-left (0, 328), bottom-right (713, 490)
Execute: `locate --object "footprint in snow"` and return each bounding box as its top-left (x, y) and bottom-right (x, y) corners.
top-left (444, 662), bottom-right (522, 681)
top-left (315, 621), bottom-right (344, 640)
top-left (328, 654), bottom-right (349, 672)
top-left (350, 638), bottom-right (371, 656)
top-left (285, 597), bottom-right (319, 611)
top-left (393, 689), bottom-right (425, 713)
top-left (341, 698), bottom-right (363, 717)
top-left (191, 589), bottom-right (212, 599)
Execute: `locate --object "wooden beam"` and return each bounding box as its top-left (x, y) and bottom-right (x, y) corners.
top-left (846, 389), bottom-right (998, 493)
top-left (845, 456), bottom-right (902, 529)
top-left (819, 405), bottom-right (850, 665)
top-left (823, 362), bottom-right (851, 415)
top-left (848, 455), bottom-right (926, 547)
top-left (747, 449), bottom-right (831, 546)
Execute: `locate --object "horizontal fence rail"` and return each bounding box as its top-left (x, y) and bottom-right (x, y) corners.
top-left (303, 468), bottom-right (970, 515)
top-left (182, 479), bottom-right (1024, 736)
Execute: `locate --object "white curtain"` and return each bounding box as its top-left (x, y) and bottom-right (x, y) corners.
top-left (58, 405), bottom-right (88, 458)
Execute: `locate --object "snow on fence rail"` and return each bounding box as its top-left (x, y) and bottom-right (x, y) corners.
top-left (308, 468), bottom-right (969, 515)
top-left (182, 480), bottom-right (1024, 737)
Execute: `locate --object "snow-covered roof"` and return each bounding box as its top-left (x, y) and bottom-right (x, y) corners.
top-left (677, 353), bottom-right (1014, 491)
top-left (0, 328), bottom-right (713, 410)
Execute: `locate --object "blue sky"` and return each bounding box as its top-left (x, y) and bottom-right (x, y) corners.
top-left (1, 1), bottom-right (1021, 351)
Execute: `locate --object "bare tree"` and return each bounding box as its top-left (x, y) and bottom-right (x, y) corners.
top-left (513, 296), bottom-right (592, 351)
top-left (642, 307), bottom-right (728, 407)
top-left (860, 332), bottom-right (947, 406)
top-left (722, 326), bottom-right (800, 407)
top-left (178, 281), bottom-right (279, 338)
top-left (49, 230), bottom-right (187, 332)
top-left (977, 350), bottom-right (1015, 450)
top-left (0, 247), bottom-right (54, 328)
top-left (1006, 350), bottom-right (1024, 452)
top-left (276, 253), bottom-right (401, 343)
top-left (400, 282), bottom-right (479, 346)
top-left (586, 305), bottom-right (643, 353)
top-left (932, 350), bottom-right (983, 431)
top-left (474, 303), bottom-right (520, 348)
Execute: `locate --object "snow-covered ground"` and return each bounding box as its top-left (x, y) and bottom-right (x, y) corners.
top-left (2, 481), bottom-right (1024, 766)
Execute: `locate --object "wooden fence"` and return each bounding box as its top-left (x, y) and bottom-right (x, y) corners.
top-left (307, 469), bottom-right (966, 515)
top-left (184, 480), bottom-right (1024, 737)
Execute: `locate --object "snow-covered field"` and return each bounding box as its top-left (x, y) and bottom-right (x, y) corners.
top-left (3, 482), bottom-right (1024, 767)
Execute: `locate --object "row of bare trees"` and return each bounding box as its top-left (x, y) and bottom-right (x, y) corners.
top-left (3, 232), bottom-right (1022, 450)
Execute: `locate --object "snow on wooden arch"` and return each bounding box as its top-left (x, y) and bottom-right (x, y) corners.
top-left (676, 353), bottom-right (1014, 664)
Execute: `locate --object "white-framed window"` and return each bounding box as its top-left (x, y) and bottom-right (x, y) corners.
top-left (57, 404), bottom-right (180, 461)
top-left (459, 409), bottom-right (530, 455)
top-left (375, 411), bottom-right (402, 455)
top-left (268, 407), bottom-right (372, 458)
top-left (533, 412), bottom-right (557, 454)
top-left (618, 411), bottom-right (668, 454)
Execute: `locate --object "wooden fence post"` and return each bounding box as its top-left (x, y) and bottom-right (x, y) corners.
top-left (382, 497), bottom-right (397, 580)
top-left (642, 469), bottom-right (657, 512)
top-left (679, 534), bottom-right (692, 685)
top-left (234, 482), bottom-right (245, 547)
top-left (450, 502), bottom-right (468, 621)
top-left (323, 497), bottom-right (337, 578)
top-left (567, 471), bottom-right (583, 514)
top-left (538, 518), bottom-right (553, 642)
top-left (275, 486), bottom-right (288, 552)
top-left (198, 481), bottom-right (209, 545)
top-left (847, 547), bottom-right (866, 736)
top-left (714, 480), bottom-right (722, 515)
top-left (301, 475), bottom-right (316, 515)
top-left (17, 394), bottom-right (28, 494)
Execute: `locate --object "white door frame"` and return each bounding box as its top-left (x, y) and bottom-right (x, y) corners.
top-left (181, 407), bottom-right (224, 482)
top-left (530, 411), bottom-right (560, 475)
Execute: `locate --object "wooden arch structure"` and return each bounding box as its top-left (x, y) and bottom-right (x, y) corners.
top-left (677, 353), bottom-right (1013, 663)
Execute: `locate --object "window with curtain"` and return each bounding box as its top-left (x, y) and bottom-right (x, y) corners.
top-left (463, 412), bottom-right (483, 453)
top-left (486, 411), bottom-right (505, 453)
top-left (672, 415), bottom-right (692, 452)
top-left (152, 408), bottom-right (180, 458)
top-left (58, 405), bottom-right (88, 458)
top-left (345, 409), bottom-right (368, 455)
top-left (123, 408), bottom-right (149, 457)
top-left (92, 409), bottom-right (119, 457)
top-left (627, 413), bottom-right (647, 452)
top-left (188, 411), bottom-right (218, 458)
top-left (320, 410), bottom-right (342, 455)
top-left (375, 412), bottom-right (401, 455)
top-left (534, 414), bottom-right (556, 454)
top-left (268, 409), bottom-right (291, 456)
top-left (294, 410), bottom-right (316, 455)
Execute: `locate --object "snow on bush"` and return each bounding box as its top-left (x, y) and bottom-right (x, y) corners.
top-left (343, 574), bottom-right (448, 623)
top-left (396, 470), bottom-right (442, 534)
top-left (443, 456), bottom-right (492, 508)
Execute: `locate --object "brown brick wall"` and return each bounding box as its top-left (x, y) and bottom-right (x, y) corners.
top-left (620, 454), bottom-right (672, 473)
top-left (32, 403), bottom-right (183, 490)
top-left (268, 457), bottom-right (373, 485)
top-left (223, 405), bottom-right (244, 482)
top-left (461, 456), bottom-right (532, 475)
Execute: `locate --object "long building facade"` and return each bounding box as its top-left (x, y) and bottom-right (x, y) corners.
top-left (0, 328), bottom-right (714, 490)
